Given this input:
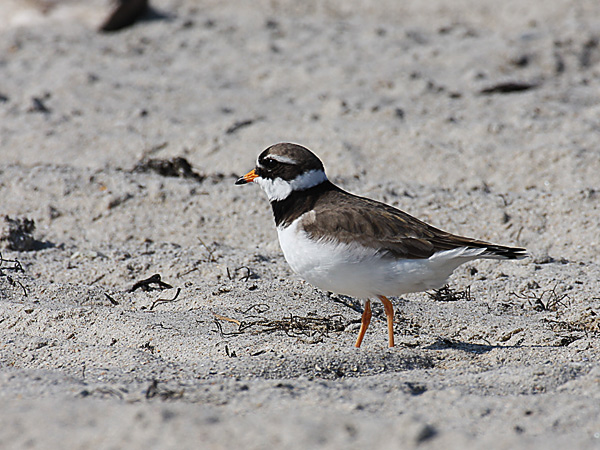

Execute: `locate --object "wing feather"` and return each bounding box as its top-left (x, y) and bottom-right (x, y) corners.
top-left (302, 190), bottom-right (525, 260)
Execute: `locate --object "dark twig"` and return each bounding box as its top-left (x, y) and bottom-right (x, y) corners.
top-left (104, 293), bottom-right (119, 305)
top-left (213, 305), bottom-right (349, 342)
top-left (510, 283), bottom-right (570, 312)
top-left (213, 317), bottom-right (244, 337)
top-left (238, 303), bottom-right (270, 315)
top-left (0, 252), bottom-right (28, 296)
top-left (129, 273), bottom-right (173, 292)
top-left (480, 81), bottom-right (539, 95)
top-left (0, 253), bottom-right (23, 272)
top-left (226, 266), bottom-right (254, 281)
top-left (91, 273), bottom-right (106, 285)
top-left (197, 238), bottom-right (217, 263)
top-left (427, 285), bottom-right (472, 302)
top-left (226, 119), bottom-right (256, 135)
top-left (149, 288), bottom-right (181, 310)
top-left (145, 379), bottom-right (184, 400)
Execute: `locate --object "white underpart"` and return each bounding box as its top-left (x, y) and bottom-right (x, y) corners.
top-left (278, 218), bottom-right (491, 298)
top-left (255, 169), bottom-right (328, 201)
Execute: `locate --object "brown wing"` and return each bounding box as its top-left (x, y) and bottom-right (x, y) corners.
top-left (302, 189), bottom-right (524, 260)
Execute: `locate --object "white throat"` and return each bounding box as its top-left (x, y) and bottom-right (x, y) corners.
top-left (255, 169), bottom-right (327, 201)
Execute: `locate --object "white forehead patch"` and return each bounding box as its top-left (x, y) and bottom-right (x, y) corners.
top-left (269, 154), bottom-right (298, 165)
top-left (257, 153), bottom-right (298, 167)
top-left (255, 169), bottom-right (327, 201)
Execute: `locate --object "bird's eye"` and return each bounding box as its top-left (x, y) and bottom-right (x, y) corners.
top-left (262, 158), bottom-right (277, 169)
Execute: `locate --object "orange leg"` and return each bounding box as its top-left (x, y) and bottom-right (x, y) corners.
top-left (378, 295), bottom-right (395, 348)
top-left (354, 299), bottom-right (372, 348)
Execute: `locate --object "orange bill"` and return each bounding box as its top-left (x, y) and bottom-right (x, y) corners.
top-left (235, 169), bottom-right (258, 185)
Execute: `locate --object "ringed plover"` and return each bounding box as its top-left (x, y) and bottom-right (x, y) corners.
top-left (236, 143), bottom-right (526, 348)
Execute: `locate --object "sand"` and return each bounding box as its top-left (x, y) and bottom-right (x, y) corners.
top-left (1, 0), bottom-right (600, 448)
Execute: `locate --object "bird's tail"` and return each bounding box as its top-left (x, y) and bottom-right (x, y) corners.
top-left (480, 244), bottom-right (528, 260)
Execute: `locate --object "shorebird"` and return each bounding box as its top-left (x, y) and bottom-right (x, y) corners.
top-left (236, 143), bottom-right (526, 347)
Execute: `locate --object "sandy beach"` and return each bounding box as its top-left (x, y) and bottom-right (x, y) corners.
top-left (1, 0), bottom-right (600, 448)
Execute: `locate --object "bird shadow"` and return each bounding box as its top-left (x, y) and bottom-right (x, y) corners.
top-left (425, 338), bottom-right (498, 354)
top-left (425, 337), bottom-right (560, 354)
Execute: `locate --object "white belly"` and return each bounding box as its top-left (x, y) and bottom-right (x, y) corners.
top-left (277, 219), bottom-right (482, 299)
